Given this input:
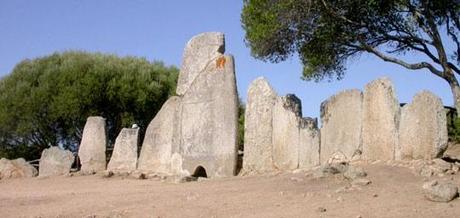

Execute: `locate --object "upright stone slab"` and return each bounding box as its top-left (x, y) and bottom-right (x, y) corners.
top-left (242, 77), bottom-right (277, 173)
top-left (0, 158), bottom-right (37, 179)
top-left (272, 95), bottom-right (301, 170)
top-left (320, 90), bottom-right (363, 164)
top-left (138, 97), bottom-right (181, 174)
top-left (107, 128), bottom-right (139, 173)
top-left (138, 32), bottom-right (238, 178)
top-left (39, 147), bottom-right (74, 177)
top-left (78, 116), bottom-right (107, 174)
top-left (399, 91), bottom-right (448, 160)
top-left (362, 78), bottom-right (400, 160)
top-left (179, 54), bottom-right (238, 177)
top-left (299, 118), bottom-right (320, 169)
top-left (176, 32), bottom-right (225, 95)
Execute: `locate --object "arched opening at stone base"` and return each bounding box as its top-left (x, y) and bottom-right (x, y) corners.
top-left (192, 165), bottom-right (208, 178)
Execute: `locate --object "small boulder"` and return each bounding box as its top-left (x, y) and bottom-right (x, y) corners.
top-left (423, 180), bottom-right (458, 202)
top-left (0, 158), bottom-right (37, 179)
top-left (344, 166), bottom-right (367, 180)
top-left (39, 146), bottom-right (74, 177)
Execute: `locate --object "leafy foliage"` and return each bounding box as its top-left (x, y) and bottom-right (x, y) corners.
top-left (242, 0), bottom-right (460, 82)
top-left (0, 51), bottom-right (178, 160)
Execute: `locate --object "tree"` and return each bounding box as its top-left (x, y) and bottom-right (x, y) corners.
top-left (0, 51), bottom-right (178, 160)
top-left (242, 0), bottom-right (460, 110)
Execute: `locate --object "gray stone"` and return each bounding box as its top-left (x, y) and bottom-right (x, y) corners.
top-left (138, 97), bottom-right (181, 174)
top-left (138, 33), bottom-right (238, 178)
top-left (78, 116), bottom-right (107, 174)
top-left (242, 77), bottom-right (277, 173)
top-left (107, 128), bottom-right (139, 173)
top-left (399, 91), bottom-right (448, 160)
top-left (0, 158), bottom-right (37, 179)
top-left (423, 180), bottom-right (458, 202)
top-left (343, 166), bottom-right (367, 180)
top-left (320, 89), bottom-right (363, 164)
top-left (178, 54), bottom-right (238, 178)
top-left (362, 78), bottom-right (400, 160)
top-left (39, 146), bottom-right (74, 177)
top-left (176, 32), bottom-right (225, 95)
top-left (272, 95), bottom-right (302, 170)
top-left (299, 118), bottom-right (320, 169)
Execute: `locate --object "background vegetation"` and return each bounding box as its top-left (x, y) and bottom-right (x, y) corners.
top-left (0, 51), bottom-right (178, 160)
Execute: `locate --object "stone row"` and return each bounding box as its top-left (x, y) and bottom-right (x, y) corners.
top-left (243, 77), bottom-right (448, 174)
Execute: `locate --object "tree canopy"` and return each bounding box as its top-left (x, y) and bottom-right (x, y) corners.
top-left (0, 51), bottom-right (178, 160)
top-left (242, 0), bottom-right (460, 109)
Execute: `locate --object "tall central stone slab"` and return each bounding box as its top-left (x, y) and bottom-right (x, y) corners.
top-left (362, 78), bottom-right (400, 160)
top-left (138, 32), bottom-right (238, 178)
top-left (320, 90), bottom-right (363, 163)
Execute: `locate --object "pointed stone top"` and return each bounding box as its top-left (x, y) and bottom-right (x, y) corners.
top-left (365, 77), bottom-right (393, 88)
top-left (248, 77), bottom-right (277, 96)
top-left (176, 32), bottom-right (226, 95)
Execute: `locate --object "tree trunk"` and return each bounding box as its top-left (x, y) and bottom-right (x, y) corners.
top-left (445, 74), bottom-right (460, 113)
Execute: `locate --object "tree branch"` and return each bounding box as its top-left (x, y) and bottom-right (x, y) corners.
top-left (359, 41), bottom-right (443, 77)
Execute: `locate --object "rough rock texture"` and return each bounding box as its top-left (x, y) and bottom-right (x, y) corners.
top-left (298, 118), bottom-right (320, 169)
top-left (138, 97), bottom-right (181, 174)
top-left (423, 180), bottom-right (458, 202)
top-left (320, 90), bottom-right (363, 164)
top-left (272, 95), bottom-right (302, 170)
top-left (0, 158), bottom-right (37, 179)
top-left (176, 32), bottom-right (225, 95)
top-left (78, 116), bottom-right (107, 174)
top-left (107, 128), bottom-right (139, 173)
top-left (242, 77), bottom-right (277, 173)
top-left (362, 78), bottom-right (400, 160)
top-left (138, 33), bottom-right (238, 178)
top-left (243, 78), bottom-right (320, 173)
top-left (178, 54), bottom-right (238, 178)
top-left (399, 91), bottom-right (448, 160)
top-left (39, 147), bottom-right (74, 177)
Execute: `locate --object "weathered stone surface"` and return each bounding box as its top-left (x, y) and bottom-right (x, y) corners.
top-left (0, 158), bottom-right (37, 179)
top-left (78, 116), bottom-right (107, 174)
top-left (107, 128), bottom-right (139, 173)
top-left (138, 97), bottom-right (181, 174)
top-left (299, 118), bottom-right (320, 169)
top-left (272, 95), bottom-right (301, 170)
top-left (138, 33), bottom-right (238, 178)
top-left (320, 90), bottom-right (363, 164)
top-left (179, 54), bottom-right (238, 178)
top-left (242, 77), bottom-right (277, 173)
top-left (399, 91), bottom-right (448, 160)
top-left (362, 78), bottom-right (400, 160)
top-left (39, 147), bottom-right (74, 177)
top-left (423, 180), bottom-right (458, 202)
top-left (176, 32), bottom-right (225, 95)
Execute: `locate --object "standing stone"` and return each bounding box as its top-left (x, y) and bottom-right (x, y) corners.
top-left (320, 90), bottom-right (363, 164)
top-left (138, 32), bottom-right (238, 178)
top-left (299, 118), bottom-right (320, 169)
top-left (399, 91), bottom-right (448, 160)
top-left (0, 158), bottom-right (37, 179)
top-left (272, 95), bottom-right (302, 170)
top-left (176, 32), bottom-right (225, 95)
top-left (39, 147), bottom-right (74, 177)
top-left (107, 128), bottom-right (139, 173)
top-left (242, 77), bottom-right (277, 173)
top-left (179, 54), bottom-right (238, 177)
top-left (362, 78), bottom-right (400, 160)
top-left (78, 116), bottom-right (107, 174)
top-left (138, 97), bottom-right (181, 174)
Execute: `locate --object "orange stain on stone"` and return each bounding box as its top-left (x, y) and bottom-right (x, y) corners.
top-left (216, 56), bottom-right (226, 68)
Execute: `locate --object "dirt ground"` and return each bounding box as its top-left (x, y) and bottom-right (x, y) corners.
top-left (0, 163), bottom-right (459, 218)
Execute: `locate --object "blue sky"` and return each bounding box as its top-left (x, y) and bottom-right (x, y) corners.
top-left (0, 0), bottom-right (454, 119)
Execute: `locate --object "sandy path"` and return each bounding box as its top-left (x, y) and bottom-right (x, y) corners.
top-left (0, 164), bottom-right (459, 218)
